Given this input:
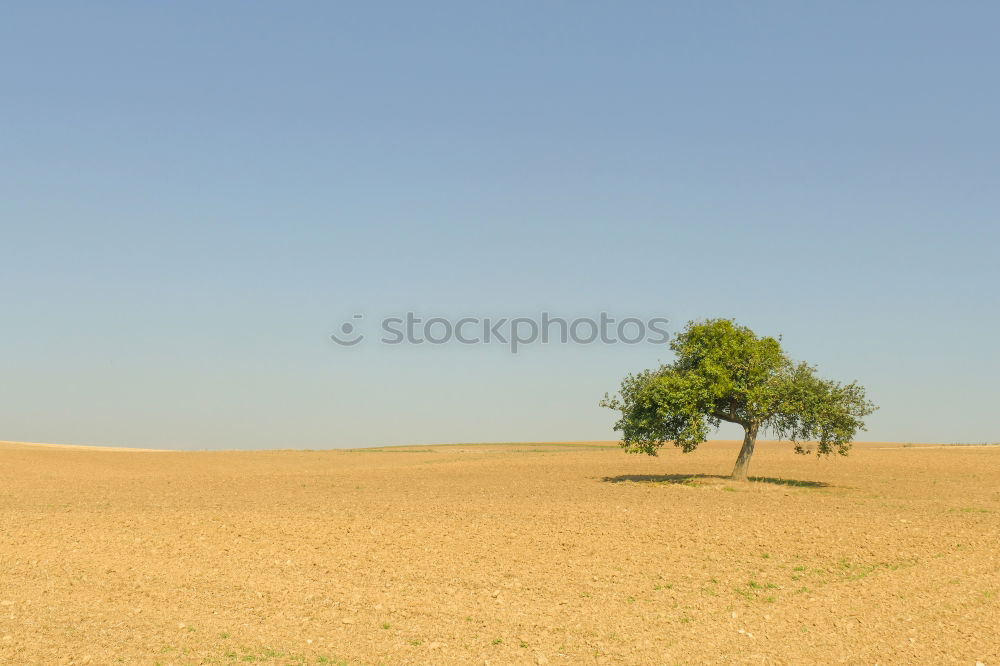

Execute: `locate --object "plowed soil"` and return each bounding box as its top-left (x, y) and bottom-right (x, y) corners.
top-left (1, 440), bottom-right (998, 665)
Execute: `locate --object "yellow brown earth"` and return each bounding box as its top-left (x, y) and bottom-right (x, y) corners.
top-left (1, 440), bottom-right (998, 665)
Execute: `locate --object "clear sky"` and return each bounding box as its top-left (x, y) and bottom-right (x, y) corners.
top-left (2, 2), bottom-right (997, 449)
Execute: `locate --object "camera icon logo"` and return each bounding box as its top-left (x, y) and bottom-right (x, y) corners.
top-left (330, 314), bottom-right (365, 346)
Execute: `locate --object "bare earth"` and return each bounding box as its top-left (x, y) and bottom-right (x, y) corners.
top-left (1, 440), bottom-right (997, 665)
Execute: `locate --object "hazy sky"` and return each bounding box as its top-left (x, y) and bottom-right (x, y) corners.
top-left (3, 2), bottom-right (997, 449)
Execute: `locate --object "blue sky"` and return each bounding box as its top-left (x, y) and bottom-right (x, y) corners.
top-left (2, 2), bottom-right (997, 449)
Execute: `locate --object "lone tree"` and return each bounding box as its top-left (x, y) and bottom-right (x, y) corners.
top-left (600, 319), bottom-right (876, 480)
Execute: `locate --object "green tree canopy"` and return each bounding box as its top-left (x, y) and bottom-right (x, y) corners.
top-left (600, 319), bottom-right (876, 480)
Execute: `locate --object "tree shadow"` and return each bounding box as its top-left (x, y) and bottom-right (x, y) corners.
top-left (600, 473), bottom-right (830, 488)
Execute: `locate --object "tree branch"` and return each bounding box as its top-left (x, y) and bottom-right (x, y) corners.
top-left (710, 410), bottom-right (748, 428)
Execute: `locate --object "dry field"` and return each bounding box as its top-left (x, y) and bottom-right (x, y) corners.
top-left (1, 440), bottom-right (998, 665)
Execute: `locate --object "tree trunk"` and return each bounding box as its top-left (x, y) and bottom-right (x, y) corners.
top-left (731, 423), bottom-right (759, 481)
